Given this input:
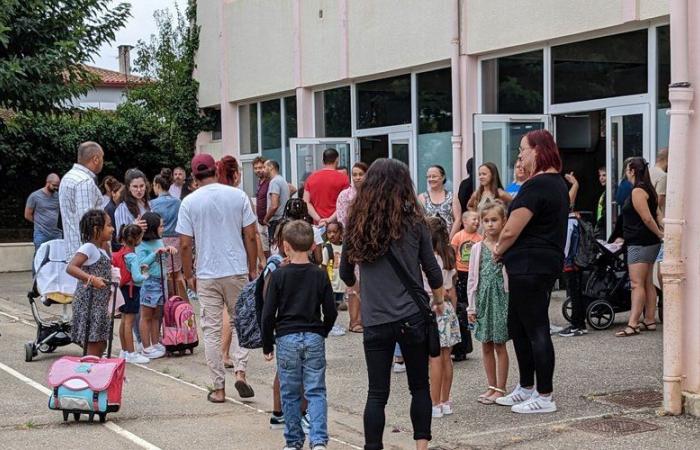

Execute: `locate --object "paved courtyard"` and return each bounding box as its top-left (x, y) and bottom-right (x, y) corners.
top-left (1, 271), bottom-right (699, 449)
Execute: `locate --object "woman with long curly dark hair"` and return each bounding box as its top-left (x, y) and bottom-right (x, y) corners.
top-left (340, 158), bottom-right (444, 450)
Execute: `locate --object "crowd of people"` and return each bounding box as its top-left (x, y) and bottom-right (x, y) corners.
top-left (24, 131), bottom-right (667, 450)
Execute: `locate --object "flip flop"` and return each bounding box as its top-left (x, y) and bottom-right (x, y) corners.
top-left (349, 325), bottom-right (364, 333)
top-left (207, 391), bottom-right (225, 403)
top-left (223, 361), bottom-right (235, 369)
top-left (235, 380), bottom-right (255, 398)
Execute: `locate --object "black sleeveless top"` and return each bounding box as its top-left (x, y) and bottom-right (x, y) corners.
top-left (622, 187), bottom-right (660, 246)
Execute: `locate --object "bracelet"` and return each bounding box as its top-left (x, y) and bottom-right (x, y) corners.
top-left (86, 275), bottom-right (93, 286)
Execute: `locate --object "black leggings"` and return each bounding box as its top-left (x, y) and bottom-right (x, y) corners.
top-left (363, 313), bottom-right (431, 450)
top-left (508, 274), bottom-right (557, 394)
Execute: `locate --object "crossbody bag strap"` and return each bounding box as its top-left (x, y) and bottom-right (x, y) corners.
top-left (385, 247), bottom-right (431, 316)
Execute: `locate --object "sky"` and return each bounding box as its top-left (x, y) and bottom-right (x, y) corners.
top-left (92, 0), bottom-right (183, 72)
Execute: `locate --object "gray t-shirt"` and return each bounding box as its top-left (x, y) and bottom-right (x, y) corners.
top-left (267, 174), bottom-right (290, 221)
top-left (339, 222), bottom-right (443, 327)
top-left (26, 189), bottom-right (62, 238)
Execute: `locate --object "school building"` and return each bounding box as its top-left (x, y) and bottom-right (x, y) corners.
top-left (193, 0), bottom-right (700, 416)
top-left (195, 0), bottom-right (670, 239)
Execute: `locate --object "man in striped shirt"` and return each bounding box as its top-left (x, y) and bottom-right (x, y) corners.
top-left (58, 141), bottom-right (105, 259)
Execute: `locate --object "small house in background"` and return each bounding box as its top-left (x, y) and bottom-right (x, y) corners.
top-left (70, 45), bottom-right (148, 110)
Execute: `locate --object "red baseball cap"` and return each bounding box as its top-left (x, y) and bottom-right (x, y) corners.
top-left (191, 153), bottom-right (216, 176)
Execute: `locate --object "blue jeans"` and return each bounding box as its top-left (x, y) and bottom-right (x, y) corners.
top-left (276, 332), bottom-right (328, 448)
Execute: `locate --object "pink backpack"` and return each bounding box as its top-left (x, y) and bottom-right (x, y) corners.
top-left (162, 295), bottom-right (199, 355)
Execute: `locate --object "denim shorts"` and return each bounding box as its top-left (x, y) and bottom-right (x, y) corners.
top-left (140, 277), bottom-right (165, 308)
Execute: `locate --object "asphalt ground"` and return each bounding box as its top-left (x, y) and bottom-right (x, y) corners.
top-left (1, 271), bottom-right (699, 449)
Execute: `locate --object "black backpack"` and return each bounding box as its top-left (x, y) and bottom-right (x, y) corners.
top-left (574, 218), bottom-right (597, 268)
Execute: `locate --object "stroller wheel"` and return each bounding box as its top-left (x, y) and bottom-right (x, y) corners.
top-left (586, 300), bottom-right (615, 330)
top-left (562, 298), bottom-right (573, 323)
top-left (24, 342), bottom-right (34, 362)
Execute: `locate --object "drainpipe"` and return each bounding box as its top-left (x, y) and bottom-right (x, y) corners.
top-left (662, 0), bottom-right (694, 416)
top-left (450, 0), bottom-right (463, 194)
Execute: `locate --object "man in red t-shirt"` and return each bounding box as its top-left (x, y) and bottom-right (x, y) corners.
top-left (303, 148), bottom-right (350, 224)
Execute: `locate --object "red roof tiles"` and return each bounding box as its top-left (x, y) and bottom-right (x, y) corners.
top-left (83, 65), bottom-right (149, 87)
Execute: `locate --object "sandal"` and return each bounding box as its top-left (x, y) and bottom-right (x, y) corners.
top-left (207, 391), bottom-right (225, 403)
top-left (349, 325), bottom-right (364, 333)
top-left (615, 325), bottom-right (640, 337)
top-left (478, 386), bottom-right (497, 404)
top-left (640, 321), bottom-right (657, 331)
top-left (485, 387), bottom-right (507, 404)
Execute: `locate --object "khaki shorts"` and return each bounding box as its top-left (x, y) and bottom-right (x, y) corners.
top-left (258, 222), bottom-right (269, 252)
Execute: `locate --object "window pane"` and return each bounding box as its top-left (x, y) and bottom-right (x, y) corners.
top-left (481, 121), bottom-right (544, 188)
top-left (261, 99), bottom-right (282, 165)
top-left (417, 68), bottom-right (453, 193)
top-left (314, 87), bottom-right (351, 137)
top-left (357, 75), bottom-right (411, 129)
top-left (552, 30), bottom-right (648, 104)
top-left (358, 135), bottom-right (389, 167)
top-left (284, 95), bottom-right (297, 181)
top-left (417, 68), bottom-right (452, 133)
top-left (417, 132), bottom-right (452, 194)
top-left (211, 109), bottom-right (222, 140)
top-left (241, 161), bottom-right (256, 197)
top-left (482, 50), bottom-right (543, 114)
top-left (657, 25), bottom-right (670, 108)
top-left (657, 25), bottom-right (670, 153)
top-left (239, 103), bottom-right (258, 155)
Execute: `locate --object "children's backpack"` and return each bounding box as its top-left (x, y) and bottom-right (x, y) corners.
top-left (162, 295), bottom-right (198, 355)
top-left (235, 256), bottom-right (283, 349)
top-left (111, 246), bottom-right (133, 288)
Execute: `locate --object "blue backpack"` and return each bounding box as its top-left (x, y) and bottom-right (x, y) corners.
top-left (234, 256), bottom-right (282, 349)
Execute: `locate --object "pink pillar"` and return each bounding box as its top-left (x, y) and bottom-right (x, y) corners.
top-left (460, 54), bottom-right (479, 179)
top-left (218, 0), bottom-right (237, 156)
top-left (450, 0), bottom-right (462, 185)
top-left (680, 0), bottom-right (700, 396)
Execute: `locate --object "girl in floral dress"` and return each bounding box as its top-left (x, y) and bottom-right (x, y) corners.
top-left (67, 209), bottom-right (115, 357)
top-left (424, 217), bottom-right (461, 418)
top-left (467, 199), bottom-right (510, 405)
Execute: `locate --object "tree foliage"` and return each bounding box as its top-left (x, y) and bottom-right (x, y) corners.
top-left (0, 0), bottom-right (131, 114)
top-left (127, 0), bottom-right (211, 163)
top-left (0, 105), bottom-right (191, 237)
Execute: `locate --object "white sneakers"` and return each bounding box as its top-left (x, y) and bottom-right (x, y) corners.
top-left (441, 401), bottom-right (454, 415)
top-left (143, 345), bottom-right (166, 359)
top-left (125, 352), bottom-right (150, 364)
top-left (511, 392), bottom-right (557, 414)
top-left (329, 325), bottom-right (346, 336)
top-left (392, 362), bottom-right (406, 373)
top-left (496, 384), bottom-right (557, 414)
top-left (431, 405), bottom-right (443, 418)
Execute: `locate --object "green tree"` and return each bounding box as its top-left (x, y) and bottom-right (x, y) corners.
top-left (0, 0), bottom-right (130, 115)
top-left (128, 0), bottom-right (211, 162)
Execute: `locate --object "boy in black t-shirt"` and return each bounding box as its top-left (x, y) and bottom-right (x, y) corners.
top-left (261, 220), bottom-right (337, 450)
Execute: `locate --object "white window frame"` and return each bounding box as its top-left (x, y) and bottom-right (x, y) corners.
top-left (289, 138), bottom-right (356, 189)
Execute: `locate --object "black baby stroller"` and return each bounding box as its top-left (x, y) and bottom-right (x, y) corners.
top-left (562, 213), bottom-right (633, 330)
top-left (25, 239), bottom-right (77, 362)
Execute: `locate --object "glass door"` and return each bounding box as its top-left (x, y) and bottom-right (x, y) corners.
top-left (605, 105), bottom-right (649, 235)
top-left (289, 138), bottom-right (355, 190)
top-left (389, 131), bottom-right (412, 167)
top-left (356, 131), bottom-right (413, 169)
top-left (474, 115), bottom-right (550, 186)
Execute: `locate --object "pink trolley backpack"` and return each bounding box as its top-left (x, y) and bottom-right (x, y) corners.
top-left (159, 254), bottom-right (198, 356)
top-left (47, 283), bottom-right (125, 423)
top-left (162, 295), bottom-right (199, 355)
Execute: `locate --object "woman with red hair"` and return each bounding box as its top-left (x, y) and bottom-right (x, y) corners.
top-left (492, 129), bottom-right (569, 414)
